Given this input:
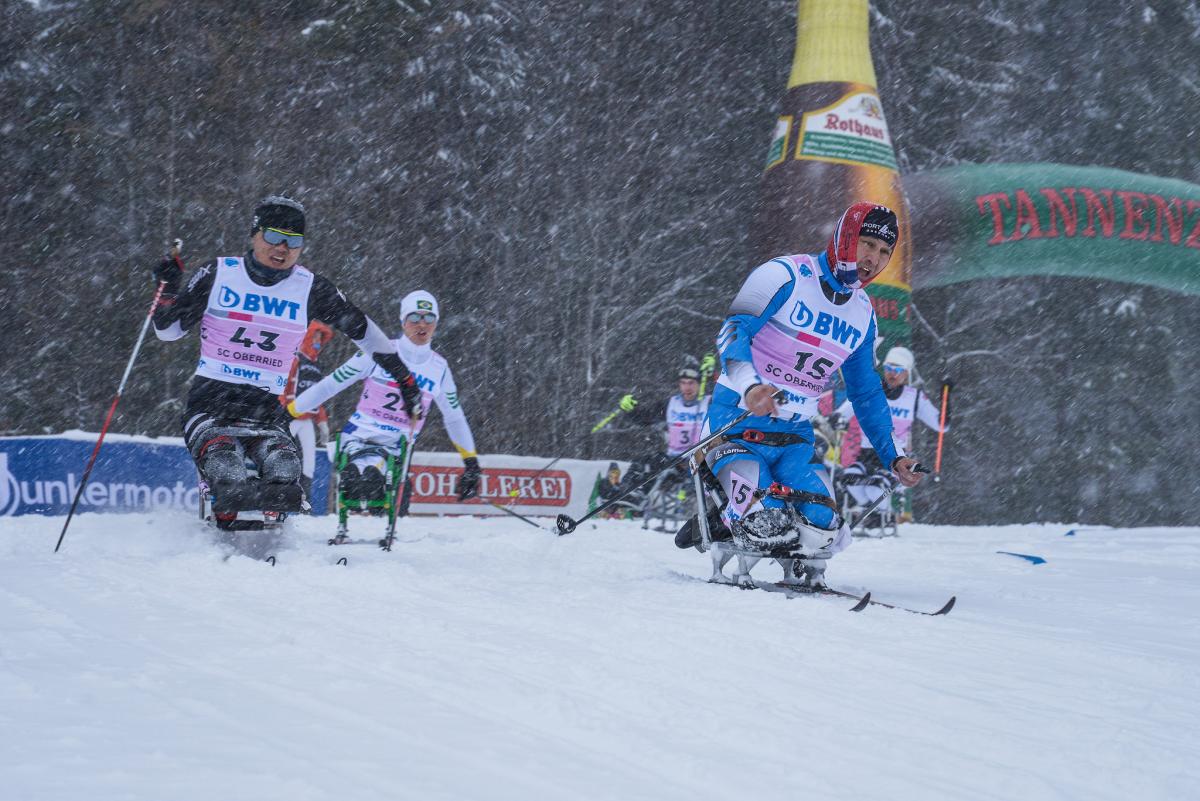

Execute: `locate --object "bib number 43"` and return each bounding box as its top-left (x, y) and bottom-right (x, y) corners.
top-left (229, 326), bottom-right (279, 352)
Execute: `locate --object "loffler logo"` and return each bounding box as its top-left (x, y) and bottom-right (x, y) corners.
top-left (0, 453), bottom-right (19, 516)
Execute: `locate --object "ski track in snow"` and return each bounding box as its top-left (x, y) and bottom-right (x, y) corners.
top-left (0, 514), bottom-right (1196, 801)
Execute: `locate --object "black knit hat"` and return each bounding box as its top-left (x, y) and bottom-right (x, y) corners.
top-left (251, 195), bottom-right (306, 235)
top-left (858, 206), bottom-right (898, 247)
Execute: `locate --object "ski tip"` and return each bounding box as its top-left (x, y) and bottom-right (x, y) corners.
top-left (1063, 529), bottom-right (1076, 537)
top-left (933, 596), bottom-right (957, 616)
top-left (849, 592), bottom-right (871, 612)
top-left (336, 557), bottom-right (348, 566)
top-left (265, 555), bottom-right (276, 566)
top-left (996, 551), bottom-right (1046, 565)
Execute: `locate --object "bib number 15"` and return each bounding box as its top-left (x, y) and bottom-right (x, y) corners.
top-left (792, 351), bottom-right (834, 381)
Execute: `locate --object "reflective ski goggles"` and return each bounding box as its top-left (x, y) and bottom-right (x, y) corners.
top-left (405, 312), bottom-right (438, 324)
top-left (262, 227), bottom-right (304, 248)
top-left (883, 364), bottom-right (908, 374)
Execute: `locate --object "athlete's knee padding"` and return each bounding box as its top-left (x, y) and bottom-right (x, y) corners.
top-left (196, 435), bottom-right (247, 485)
top-left (256, 434), bottom-right (300, 484)
top-left (340, 464), bottom-right (386, 502)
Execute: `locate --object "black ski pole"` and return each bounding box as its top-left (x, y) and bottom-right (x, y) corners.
top-left (848, 463), bottom-right (930, 534)
top-left (55, 241), bottom-right (183, 553)
top-left (487, 500), bottom-right (554, 532)
top-left (556, 406), bottom-right (756, 535)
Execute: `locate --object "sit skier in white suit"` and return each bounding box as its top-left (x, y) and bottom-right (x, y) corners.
top-left (291, 290), bottom-right (481, 514)
top-left (835, 345), bottom-right (948, 523)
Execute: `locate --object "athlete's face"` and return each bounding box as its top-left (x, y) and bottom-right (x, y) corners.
top-left (678, 378), bottom-right (699, 401)
top-left (855, 235), bottom-right (893, 284)
top-left (883, 364), bottom-right (909, 389)
top-left (403, 315), bottom-right (437, 346)
top-left (251, 230), bottom-right (302, 271)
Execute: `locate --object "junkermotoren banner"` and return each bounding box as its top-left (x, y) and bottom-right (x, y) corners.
top-left (0, 432), bottom-right (612, 520)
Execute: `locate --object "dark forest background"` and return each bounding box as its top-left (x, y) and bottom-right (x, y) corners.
top-left (2, 1), bottom-right (1198, 523)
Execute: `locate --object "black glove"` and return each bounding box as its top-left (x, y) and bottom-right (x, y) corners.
top-left (457, 457), bottom-right (481, 501)
top-left (153, 256), bottom-right (184, 287)
top-left (399, 374), bottom-right (423, 420)
top-left (826, 412), bottom-right (843, 430)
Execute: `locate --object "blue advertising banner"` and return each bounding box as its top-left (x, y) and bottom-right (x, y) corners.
top-left (0, 433), bottom-right (331, 518)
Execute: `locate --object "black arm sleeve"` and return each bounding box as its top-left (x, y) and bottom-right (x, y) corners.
top-left (628, 397), bottom-right (669, 426)
top-left (307, 274), bottom-right (369, 339)
top-left (153, 260), bottom-right (216, 332)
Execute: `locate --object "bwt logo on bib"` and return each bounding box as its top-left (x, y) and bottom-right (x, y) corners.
top-left (789, 301), bottom-right (863, 348)
top-left (217, 286), bottom-right (301, 320)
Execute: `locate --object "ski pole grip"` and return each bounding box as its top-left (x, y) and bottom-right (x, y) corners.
top-left (914, 463), bottom-right (932, 474)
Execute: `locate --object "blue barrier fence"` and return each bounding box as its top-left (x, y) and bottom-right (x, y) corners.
top-left (0, 434), bottom-right (331, 517)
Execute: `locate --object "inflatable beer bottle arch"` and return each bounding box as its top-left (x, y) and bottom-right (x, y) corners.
top-left (754, 0), bottom-right (911, 347)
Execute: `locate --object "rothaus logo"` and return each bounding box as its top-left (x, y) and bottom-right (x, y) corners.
top-left (788, 301), bottom-right (864, 348)
top-left (216, 285), bottom-right (301, 320)
top-left (0, 452), bottom-right (200, 517)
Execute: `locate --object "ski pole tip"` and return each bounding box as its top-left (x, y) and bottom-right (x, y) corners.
top-left (555, 514), bottom-right (577, 535)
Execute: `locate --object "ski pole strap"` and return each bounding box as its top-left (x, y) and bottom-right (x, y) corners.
top-left (727, 430), bottom-right (808, 447)
top-left (754, 482), bottom-right (838, 511)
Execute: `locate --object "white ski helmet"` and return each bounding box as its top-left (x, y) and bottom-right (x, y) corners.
top-left (882, 346), bottom-right (915, 373)
top-left (400, 290), bottom-right (440, 322)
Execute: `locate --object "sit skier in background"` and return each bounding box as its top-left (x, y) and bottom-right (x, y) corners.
top-left (279, 320), bottom-right (334, 500)
top-left (681, 202), bottom-right (925, 588)
top-left (612, 363), bottom-right (713, 524)
top-left (151, 195), bottom-right (421, 529)
top-left (616, 362), bottom-right (713, 471)
top-left (291, 290), bottom-right (481, 538)
top-left (834, 345), bottom-right (949, 525)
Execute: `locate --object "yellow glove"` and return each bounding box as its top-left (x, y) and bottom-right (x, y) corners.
top-left (286, 400), bottom-right (302, 419)
top-left (618, 394), bottom-right (637, 412)
top-left (700, 353), bottom-right (716, 374)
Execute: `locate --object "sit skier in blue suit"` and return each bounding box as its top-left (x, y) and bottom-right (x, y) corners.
top-left (680, 202), bottom-right (925, 588)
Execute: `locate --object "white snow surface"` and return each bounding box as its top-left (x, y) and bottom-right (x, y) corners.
top-left (1, 514), bottom-right (1196, 801)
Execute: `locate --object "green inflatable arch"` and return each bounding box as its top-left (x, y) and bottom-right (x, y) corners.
top-left (905, 164), bottom-right (1200, 296)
